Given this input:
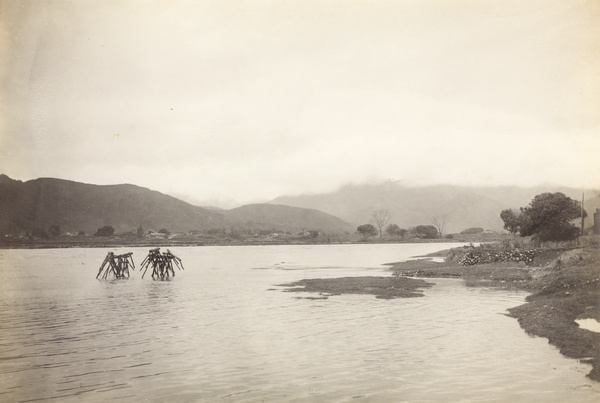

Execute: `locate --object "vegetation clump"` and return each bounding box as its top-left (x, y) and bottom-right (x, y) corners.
top-left (457, 248), bottom-right (542, 266)
top-left (500, 192), bottom-right (585, 244)
top-left (94, 225), bottom-right (115, 237)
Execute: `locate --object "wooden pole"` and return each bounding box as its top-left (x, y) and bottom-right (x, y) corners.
top-left (581, 192), bottom-right (585, 236)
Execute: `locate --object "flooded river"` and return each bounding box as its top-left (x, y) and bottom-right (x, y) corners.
top-left (0, 244), bottom-right (598, 402)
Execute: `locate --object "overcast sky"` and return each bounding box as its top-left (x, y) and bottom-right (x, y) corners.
top-left (1, 0), bottom-right (599, 206)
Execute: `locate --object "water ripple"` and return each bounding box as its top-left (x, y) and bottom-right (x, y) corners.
top-left (1, 246), bottom-right (599, 402)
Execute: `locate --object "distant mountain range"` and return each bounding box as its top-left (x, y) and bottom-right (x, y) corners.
top-left (0, 175), bottom-right (352, 236)
top-left (1, 174), bottom-right (597, 236)
top-left (270, 181), bottom-right (600, 233)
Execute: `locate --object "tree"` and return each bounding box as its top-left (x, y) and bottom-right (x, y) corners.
top-left (370, 209), bottom-right (392, 239)
top-left (500, 209), bottom-right (522, 237)
top-left (137, 226), bottom-right (144, 238)
top-left (386, 224), bottom-right (400, 238)
top-left (413, 225), bottom-right (438, 239)
top-left (357, 224), bottom-right (377, 240)
top-left (94, 225), bottom-right (115, 237)
top-left (430, 215), bottom-right (449, 238)
top-left (386, 224), bottom-right (407, 239)
top-left (501, 192), bottom-right (586, 243)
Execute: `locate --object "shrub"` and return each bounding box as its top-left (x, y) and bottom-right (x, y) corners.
top-left (94, 225), bottom-right (115, 237)
top-left (455, 247), bottom-right (543, 266)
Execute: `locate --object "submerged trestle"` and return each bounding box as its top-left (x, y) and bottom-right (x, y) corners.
top-left (140, 248), bottom-right (185, 280)
top-left (96, 252), bottom-right (135, 279)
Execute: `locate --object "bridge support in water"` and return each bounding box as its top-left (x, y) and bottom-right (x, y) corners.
top-left (96, 252), bottom-right (135, 279)
top-left (140, 248), bottom-right (185, 280)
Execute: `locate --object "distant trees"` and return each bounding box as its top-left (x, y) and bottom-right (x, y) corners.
top-left (500, 192), bottom-right (586, 243)
top-left (137, 226), bottom-right (144, 238)
top-left (357, 224), bottom-right (377, 240)
top-left (410, 225), bottom-right (439, 239)
top-left (385, 224), bottom-right (407, 239)
top-left (94, 225), bottom-right (115, 236)
top-left (370, 209), bottom-right (392, 239)
top-left (307, 230), bottom-right (320, 238)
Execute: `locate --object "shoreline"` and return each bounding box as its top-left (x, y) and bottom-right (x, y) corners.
top-left (393, 246), bottom-right (600, 382)
top-left (282, 245), bottom-right (600, 382)
top-left (0, 233), bottom-right (507, 250)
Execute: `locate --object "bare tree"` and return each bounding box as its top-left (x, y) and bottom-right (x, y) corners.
top-left (430, 215), bottom-right (450, 239)
top-left (370, 209), bottom-right (392, 239)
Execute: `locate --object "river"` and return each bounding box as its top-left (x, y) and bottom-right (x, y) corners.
top-left (0, 243), bottom-right (598, 402)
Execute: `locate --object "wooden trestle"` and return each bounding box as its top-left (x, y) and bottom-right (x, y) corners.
top-left (96, 252), bottom-right (135, 279)
top-left (140, 248), bottom-right (185, 280)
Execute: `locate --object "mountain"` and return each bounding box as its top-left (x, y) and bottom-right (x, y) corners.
top-left (226, 203), bottom-right (353, 234)
top-left (270, 181), bottom-right (595, 233)
top-left (0, 175), bottom-right (353, 236)
top-left (0, 174), bottom-right (227, 235)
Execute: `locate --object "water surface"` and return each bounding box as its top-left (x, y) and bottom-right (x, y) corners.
top-left (0, 244), bottom-right (598, 402)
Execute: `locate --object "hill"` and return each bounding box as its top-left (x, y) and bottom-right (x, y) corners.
top-left (0, 174), bottom-right (227, 235)
top-left (270, 181), bottom-right (596, 234)
top-left (226, 203), bottom-right (353, 234)
top-left (0, 175), bottom-right (353, 236)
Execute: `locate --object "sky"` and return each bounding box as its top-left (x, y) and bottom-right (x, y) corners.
top-left (1, 0), bottom-right (599, 206)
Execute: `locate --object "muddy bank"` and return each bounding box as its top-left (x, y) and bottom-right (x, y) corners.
top-left (392, 247), bottom-right (600, 382)
top-left (280, 276), bottom-right (434, 299)
top-left (507, 248), bottom-right (600, 382)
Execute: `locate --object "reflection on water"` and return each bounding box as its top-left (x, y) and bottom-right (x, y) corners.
top-left (0, 244), bottom-right (599, 403)
top-left (463, 278), bottom-right (528, 291)
top-left (576, 319), bottom-right (600, 333)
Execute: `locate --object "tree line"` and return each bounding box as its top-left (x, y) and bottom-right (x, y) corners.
top-left (357, 209), bottom-right (443, 240)
top-left (358, 191), bottom-right (590, 244)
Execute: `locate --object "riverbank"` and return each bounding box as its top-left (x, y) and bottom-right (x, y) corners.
top-left (280, 244), bottom-right (600, 381)
top-left (391, 246), bottom-right (600, 382)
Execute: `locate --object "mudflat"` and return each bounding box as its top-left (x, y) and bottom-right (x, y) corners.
top-left (280, 276), bottom-right (434, 299)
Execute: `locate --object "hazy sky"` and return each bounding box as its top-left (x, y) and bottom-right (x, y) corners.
top-left (1, 0), bottom-right (599, 205)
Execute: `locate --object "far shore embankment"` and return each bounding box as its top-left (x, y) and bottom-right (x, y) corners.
top-left (0, 233), bottom-right (499, 250)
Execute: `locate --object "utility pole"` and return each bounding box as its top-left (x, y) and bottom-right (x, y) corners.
top-left (581, 192), bottom-right (585, 236)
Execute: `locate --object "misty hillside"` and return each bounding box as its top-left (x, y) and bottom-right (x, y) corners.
top-left (227, 204), bottom-right (353, 234)
top-left (270, 181), bottom-right (599, 233)
top-left (0, 175), bottom-right (354, 236)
